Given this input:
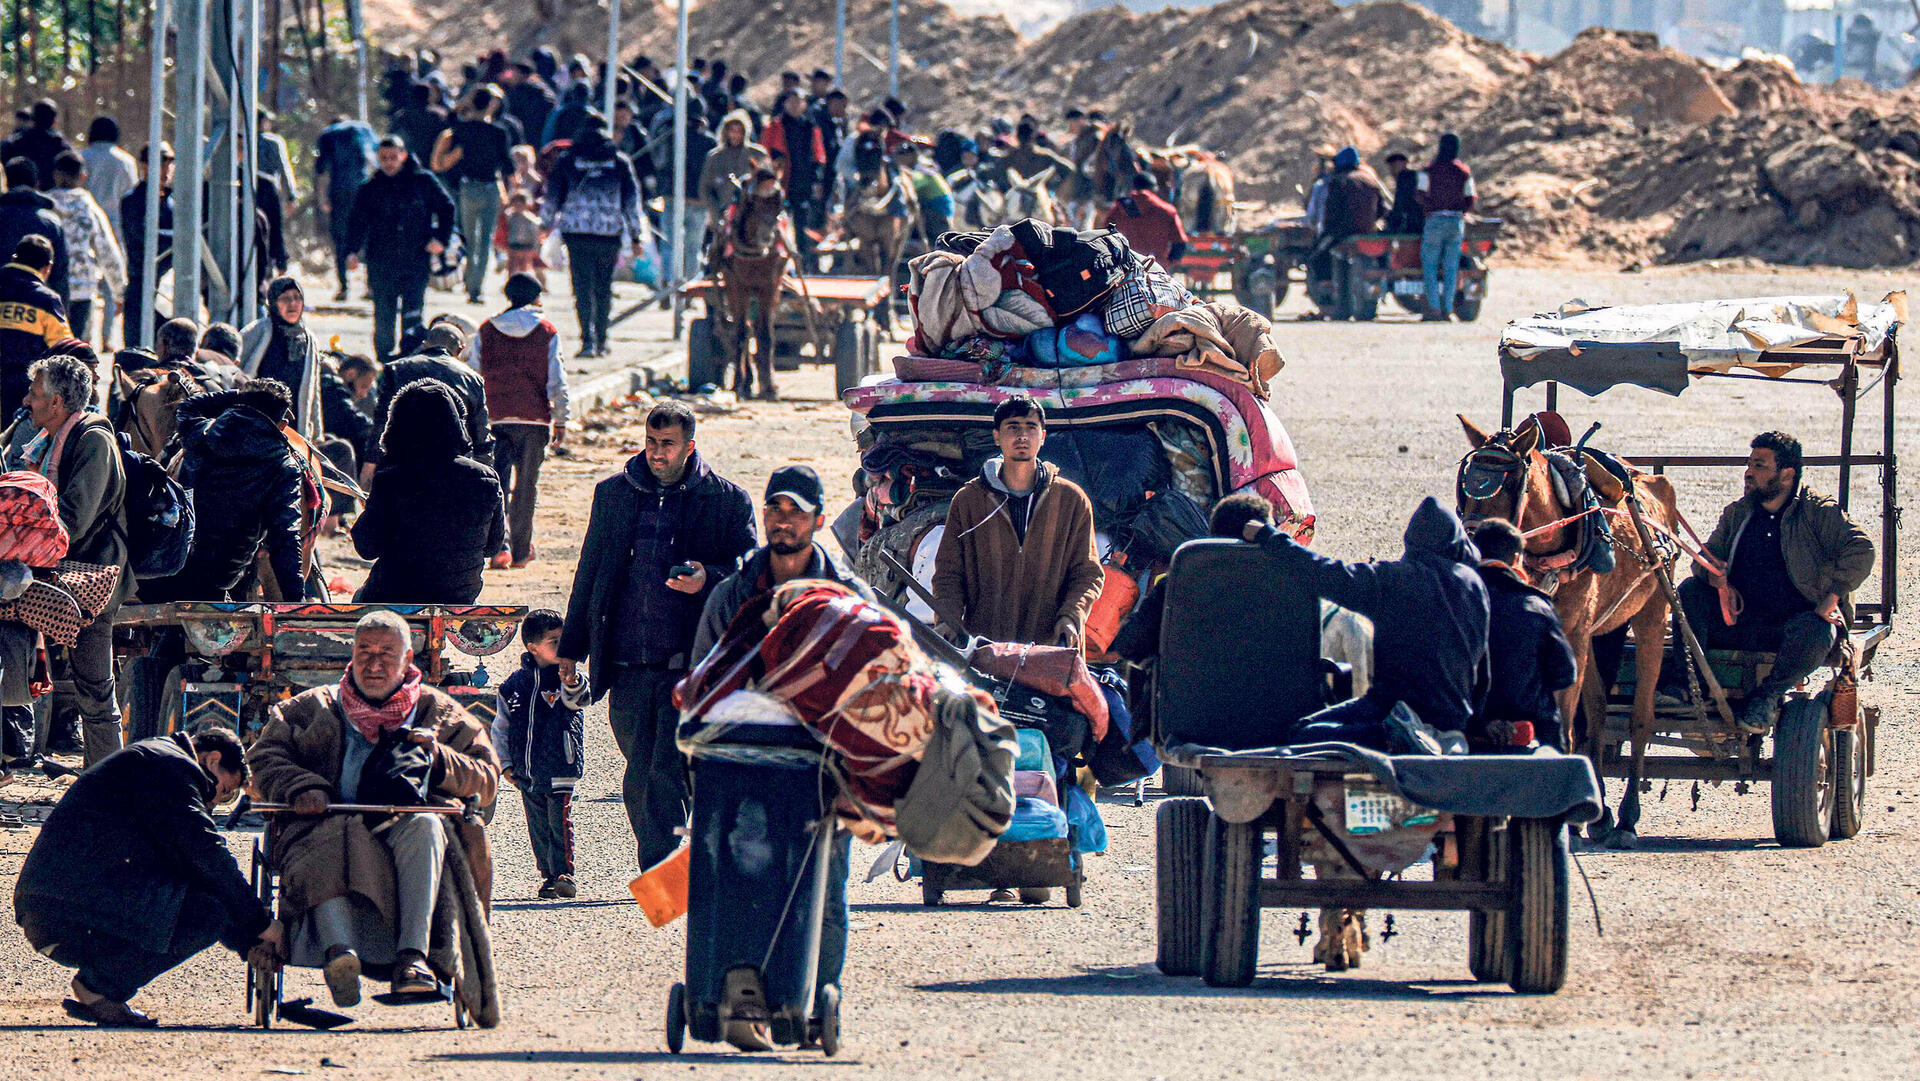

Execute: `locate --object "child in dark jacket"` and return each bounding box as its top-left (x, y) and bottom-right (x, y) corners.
top-left (491, 609), bottom-right (590, 898)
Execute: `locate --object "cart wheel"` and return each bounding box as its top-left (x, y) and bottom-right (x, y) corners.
top-left (1466, 821), bottom-right (1510, 983)
top-left (665, 982), bottom-right (686, 1054)
top-left (920, 881), bottom-right (944, 907)
top-left (1505, 817), bottom-right (1569, 994)
top-left (1162, 765), bottom-right (1205, 798)
top-left (1453, 292), bottom-right (1484, 323)
top-left (1830, 724), bottom-right (1866, 841)
top-left (861, 323), bottom-right (882, 377)
top-left (1772, 696), bottom-right (1833, 848)
top-left (1345, 260), bottom-right (1379, 322)
top-left (1201, 815), bottom-right (1261, 988)
top-left (686, 317), bottom-right (721, 391)
top-left (816, 983), bottom-right (841, 1057)
top-left (1156, 797), bottom-right (1208, 975)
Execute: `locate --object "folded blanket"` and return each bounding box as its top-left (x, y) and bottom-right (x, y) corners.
top-left (1129, 301), bottom-right (1284, 399)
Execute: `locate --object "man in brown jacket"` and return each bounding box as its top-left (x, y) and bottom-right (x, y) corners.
top-left (248, 610), bottom-right (499, 1006)
top-left (932, 395), bottom-right (1103, 647)
top-left (1676, 431), bottom-right (1874, 733)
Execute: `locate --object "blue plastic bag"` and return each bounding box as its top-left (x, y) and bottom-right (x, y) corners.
top-left (1002, 796), bottom-right (1071, 843)
top-left (1062, 784), bottom-right (1108, 854)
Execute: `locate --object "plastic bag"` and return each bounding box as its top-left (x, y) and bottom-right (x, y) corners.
top-left (1062, 783), bottom-right (1108, 853)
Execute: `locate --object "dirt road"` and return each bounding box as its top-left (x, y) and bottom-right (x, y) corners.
top-left (3, 264), bottom-right (1917, 1079)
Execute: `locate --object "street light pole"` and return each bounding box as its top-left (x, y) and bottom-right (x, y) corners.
top-left (670, 0), bottom-right (688, 338)
top-left (603, 0), bottom-right (622, 122)
top-left (834, 0), bottom-right (846, 86)
top-left (139, 0), bottom-right (172, 347)
top-left (174, 0), bottom-right (208, 321)
top-left (888, 0), bottom-right (900, 99)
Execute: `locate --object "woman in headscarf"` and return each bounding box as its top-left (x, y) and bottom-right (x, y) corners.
top-left (240, 276), bottom-right (323, 438)
top-left (352, 380), bottom-right (505, 604)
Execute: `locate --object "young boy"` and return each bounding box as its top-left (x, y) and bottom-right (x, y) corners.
top-left (495, 190), bottom-right (545, 286)
top-left (491, 609), bottom-right (590, 898)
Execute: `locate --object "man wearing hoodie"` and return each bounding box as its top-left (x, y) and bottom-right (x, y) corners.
top-left (471, 272), bottom-right (567, 568)
top-left (364, 319), bottom-right (491, 479)
top-left (698, 111), bottom-right (770, 232)
top-left (543, 115), bottom-right (642, 358)
top-left (1240, 496), bottom-right (1490, 749)
top-left (932, 395), bottom-right (1103, 648)
top-left (345, 137), bottom-right (455, 362)
top-left (559, 400), bottom-right (755, 869)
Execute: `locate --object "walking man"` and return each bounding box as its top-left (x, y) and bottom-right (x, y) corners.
top-left (314, 115), bottom-right (377, 303)
top-left (346, 137), bottom-right (455, 362)
top-left (1414, 132), bottom-right (1475, 321)
top-left (438, 86), bottom-right (515, 305)
top-left (560, 401), bottom-right (754, 870)
top-left (471, 272), bottom-right (568, 567)
top-left (46, 152), bottom-right (126, 349)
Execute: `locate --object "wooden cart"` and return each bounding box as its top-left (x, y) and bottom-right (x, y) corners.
top-left (682, 275), bottom-right (890, 395)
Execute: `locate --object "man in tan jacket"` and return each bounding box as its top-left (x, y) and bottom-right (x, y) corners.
top-left (932, 395), bottom-right (1103, 647)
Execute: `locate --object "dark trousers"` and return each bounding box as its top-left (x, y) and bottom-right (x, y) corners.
top-left (565, 233), bottom-right (621, 350)
top-left (786, 192), bottom-right (818, 273)
top-left (50, 612), bottom-right (121, 766)
top-left (2, 704), bottom-right (31, 760)
top-left (1287, 693), bottom-right (1393, 747)
top-left (608, 663), bottom-right (689, 869)
top-left (122, 275), bottom-right (150, 344)
top-left (368, 264), bottom-right (429, 362)
top-left (518, 778), bottom-right (576, 878)
top-left (68, 299), bottom-right (92, 344)
top-left (23, 902), bottom-right (223, 1003)
top-left (492, 423), bottom-right (549, 562)
top-left (1674, 576), bottom-right (1837, 702)
top-left (326, 204), bottom-right (355, 291)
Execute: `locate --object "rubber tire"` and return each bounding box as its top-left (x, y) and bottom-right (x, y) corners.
top-left (1830, 725), bottom-right (1866, 841)
top-left (687, 317), bottom-right (722, 391)
top-left (1155, 797), bottom-right (1209, 976)
top-left (1505, 817), bottom-right (1569, 994)
top-left (1467, 822), bottom-right (1510, 983)
top-left (862, 323), bottom-right (881, 378)
top-left (665, 982), bottom-right (686, 1054)
top-left (1233, 266), bottom-right (1277, 319)
top-left (1200, 815), bottom-right (1261, 988)
top-left (833, 319), bottom-right (862, 397)
top-left (1162, 765), bottom-right (1205, 798)
top-left (1453, 292), bottom-right (1483, 322)
top-left (1772, 696), bottom-right (1833, 848)
top-left (1346, 260), bottom-right (1379, 322)
top-left (817, 983), bottom-right (841, 1057)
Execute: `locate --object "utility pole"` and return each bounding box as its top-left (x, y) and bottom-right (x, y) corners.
top-left (138, 0), bottom-right (171, 347)
top-left (349, 0), bottom-right (368, 122)
top-left (603, 0), bottom-right (621, 121)
top-left (888, 0), bottom-right (900, 99)
top-left (174, 0), bottom-right (208, 322)
top-left (670, 0), bottom-right (688, 338)
top-left (834, 0), bottom-right (846, 86)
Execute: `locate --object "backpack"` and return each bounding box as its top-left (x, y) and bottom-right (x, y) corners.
top-left (0, 470), bottom-right (69, 566)
top-left (1007, 219), bottom-right (1132, 317)
top-left (114, 431), bottom-right (195, 579)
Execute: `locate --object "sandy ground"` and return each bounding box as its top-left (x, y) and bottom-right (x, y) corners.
top-left (3, 262), bottom-right (1919, 1079)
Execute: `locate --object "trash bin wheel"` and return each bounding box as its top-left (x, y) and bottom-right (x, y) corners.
top-left (665, 982), bottom-right (686, 1054)
top-left (815, 983), bottom-right (841, 1057)
top-left (1772, 695), bottom-right (1833, 848)
top-left (1156, 797), bottom-right (1209, 976)
top-left (1505, 817), bottom-right (1569, 994)
top-left (1201, 815), bottom-right (1261, 988)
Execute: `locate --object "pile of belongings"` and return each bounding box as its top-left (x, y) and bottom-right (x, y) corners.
top-left (0, 471), bottom-right (120, 708)
top-left (903, 219), bottom-right (1283, 400)
top-left (675, 579), bottom-right (1020, 866)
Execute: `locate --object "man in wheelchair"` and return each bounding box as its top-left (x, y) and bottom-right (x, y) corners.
top-left (247, 610), bottom-right (500, 1007)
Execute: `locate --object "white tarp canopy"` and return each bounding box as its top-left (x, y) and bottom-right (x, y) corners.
top-left (1501, 292), bottom-right (1906, 371)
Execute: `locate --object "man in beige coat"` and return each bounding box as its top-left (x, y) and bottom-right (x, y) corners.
top-left (248, 610), bottom-right (498, 1006)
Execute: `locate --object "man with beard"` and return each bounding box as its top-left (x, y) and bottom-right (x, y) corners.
top-left (559, 401), bottom-right (755, 871)
top-left (1672, 432), bottom-right (1874, 733)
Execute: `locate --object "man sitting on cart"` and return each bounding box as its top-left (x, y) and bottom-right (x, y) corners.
top-left (1671, 432), bottom-right (1874, 733)
top-left (247, 610), bottom-right (500, 1007)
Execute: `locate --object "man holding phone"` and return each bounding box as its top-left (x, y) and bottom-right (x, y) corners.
top-left (560, 400), bottom-right (755, 871)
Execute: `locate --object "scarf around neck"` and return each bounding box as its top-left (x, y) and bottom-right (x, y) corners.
top-left (339, 663), bottom-right (425, 743)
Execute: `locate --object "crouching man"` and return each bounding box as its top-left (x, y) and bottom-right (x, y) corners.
top-left (247, 610), bottom-right (499, 1007)
top-left (13, 728), bottom-right (283, 1027)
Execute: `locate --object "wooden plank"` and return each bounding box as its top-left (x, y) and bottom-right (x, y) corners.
top-left (1260, 880), bottom-right (1513, 912)
top-left (1596, 758), bottom-right (1770, 781)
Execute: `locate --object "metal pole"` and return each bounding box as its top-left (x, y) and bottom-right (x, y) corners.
top-left (349, 0), bottom-right (368, 122)
top-left (888, 0), bottom-right (899, 99)
top-left (174, 0), bottom-right (208, 321)
top-left (140, 0), bottom-right (171, 348)
top-left (604, 0), bottom-right (622, 122)
top-left (1834, 13), bottom-right (1845, 83)
top-left (670, 0), bottom-right (687, 338)
top-left (241, 0), bottom-right (260, 315)
top-left (834, 0), bottom-right (845, 86)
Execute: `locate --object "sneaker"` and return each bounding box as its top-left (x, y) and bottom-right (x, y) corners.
top-left (576, 344), bottom-right (596, 359)
top-left (537, 877), bottom-right (559, 899)
top-left (1738, 694), bottom-right (1781, 735)
top-left (323, 946), bottom-right (362, 1008)
top-left (986, 888), bottom-right (1016, 903)
top-left (552, 874), bottom-right (577, 898)
top-left (332, 288), bottom-right (348, 303)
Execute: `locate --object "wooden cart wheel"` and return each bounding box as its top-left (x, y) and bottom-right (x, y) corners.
top-left (1771, 696), bottom-right (1833, 848)
top-left (1505, 817), bottom-right (1570, 994)
top-left (1830, 722), bottom-right (1867, 841)
top-left (1200, 815), bottom-right (1261, 988)
top-left (665, 982), bottom-right (686, 1054)
top-left (1466, 819), bottom-right (1510, 983)
top-left (1156, 797), bottom-right (1209, 976)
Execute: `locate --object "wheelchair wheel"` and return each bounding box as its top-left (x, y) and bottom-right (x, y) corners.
top-left (665, 982), bottom-right (687, 1054)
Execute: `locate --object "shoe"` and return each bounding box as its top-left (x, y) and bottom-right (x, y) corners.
top-left (537, 877), bottom-right (558, 899)
top-left (323, 946), bottom-right (362, 1008)
top-left (467, 295), bottom-right (484, 305)
top-left (390, 951), bottom-right (438, 996)
top-left (489, 550), bottom-right (513, 570)
top-left (576, 345), bottom-right (595, 359)
top-left (332, 288), bottom-right (348, 303)
top-left (986, 887), bottom-right (1016, 903)
top-left (1421, 311), bottom-right (1448, 322)
top-left (1738, 694), bottom-right (1781, 735)
top-left (552, 874), bottom-right (577, 898)
top-left (62, 998), bottom-right (158, 1028)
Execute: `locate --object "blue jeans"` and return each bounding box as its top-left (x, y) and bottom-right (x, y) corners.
top-left (1421, 211), bottom-right (1466, 317)
top-left (458, 181), bottom-right (502, 301)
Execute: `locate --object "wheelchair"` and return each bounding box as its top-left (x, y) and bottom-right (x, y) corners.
top-left (242, 802), bottom-right (499, 1030)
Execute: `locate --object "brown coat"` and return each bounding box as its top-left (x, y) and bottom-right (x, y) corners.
top-left (932, 459), bottom-right (1103, 646)
top-left (247, 684), bottom-right (500, 927)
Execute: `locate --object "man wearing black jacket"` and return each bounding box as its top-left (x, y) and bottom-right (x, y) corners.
top-left (346, 137), bottom-right (454, 362)
top-left (560, 400), bottom-right (755, 869)
top-left (363, 319), bottom-right (491, 475)
top-left (0, 157), bottom-right (71, 305)
top-left (13, 728), bottom-right (282, 1027)
top-left (1471, 518), bottom-right (1577, 751)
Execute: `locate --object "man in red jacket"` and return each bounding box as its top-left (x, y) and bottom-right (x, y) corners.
top-left (1414, 131), bottom-right (1476, 321)
top-left (469, 272), bottom-right (568, 567)
top-left (1096, 173), bottom-right (1188, 266)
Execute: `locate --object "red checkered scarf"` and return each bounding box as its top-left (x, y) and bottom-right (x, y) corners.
top-left (339, 664), bottom-right (425, 743)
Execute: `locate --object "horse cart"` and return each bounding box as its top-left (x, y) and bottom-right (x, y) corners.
top-left (1152, 539), bottom-right (1602, 992)
top-left (1179, 218), bottom-right (1500, 322)
top-left (684, 275), bottom-right (890, 396)
top-left (1497, 294), bottom-right (1901, 848)
top-left (113, 602), bottom-right (526, 742)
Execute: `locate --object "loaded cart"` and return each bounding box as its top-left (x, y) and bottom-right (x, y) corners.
top-left (683, 275), bottom-right (890, 396)
top-left (1151, 539), bottom-right (1602, 992)
top-left (1497, 293), bottom-right (1902, 847)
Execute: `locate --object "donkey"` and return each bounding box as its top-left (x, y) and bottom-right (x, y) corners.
top-left (1458, 415), bottom-right (1681, 847)
top-left (709, 170), bottom-right (792, 400)
top-left (844, 140), bottom-right (919, 279)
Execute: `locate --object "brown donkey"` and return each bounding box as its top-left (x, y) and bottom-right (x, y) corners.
top-left (710, 170), bottom-right (793, 400)
top-left (1458, 415), bottom-right (1681, 847)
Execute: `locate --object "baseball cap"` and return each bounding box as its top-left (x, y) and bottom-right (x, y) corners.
top-left (764, 464), bottom-right (824, 514)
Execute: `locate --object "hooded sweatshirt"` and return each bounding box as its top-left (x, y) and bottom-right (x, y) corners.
top-left (241, 277), bottom-right (321, 438)
top-left (1253, 497), bottom-right (1489, 731)
top-left (698, 111), bottom-right (771, 219)
top-left (542, 127), bottom-right (643, 242)
top-left (931, 457), bottom-right (1104, 646)
top-left (470, 305), bottom-right (568, 427)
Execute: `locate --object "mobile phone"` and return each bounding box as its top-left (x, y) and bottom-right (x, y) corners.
top-left (668, 562), bottom-right (698, 579)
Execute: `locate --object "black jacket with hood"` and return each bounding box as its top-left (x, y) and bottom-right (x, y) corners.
top-left (368, 347), bottom-right (492, 466)
top-left (559, 449), bottom-right (756, 693)
top-left (344, 157), bottom-right (455, 278)
top-left (1477, 560), bottom-right (1577, 749)
top-left (1254, 497), bottom-right (1489, 732)
top-left (0, 186), bottom-right (70, 303)
top-left (353, 380), bottom-right (506, 604)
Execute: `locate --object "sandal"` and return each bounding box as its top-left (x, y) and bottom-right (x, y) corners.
top-left (389, 952), bottom-right (438, 996)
